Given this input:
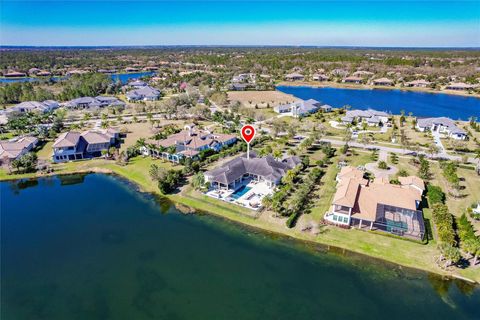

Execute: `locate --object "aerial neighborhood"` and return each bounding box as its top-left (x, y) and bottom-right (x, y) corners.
top-left (0, 47), bottom-right (479, 284)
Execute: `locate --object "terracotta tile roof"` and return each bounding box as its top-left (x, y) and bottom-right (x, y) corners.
top-left (332, 166), bottom-right (422, 222)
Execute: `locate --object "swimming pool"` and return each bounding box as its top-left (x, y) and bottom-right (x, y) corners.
top-left (230, 185), bottom-right (252, 200)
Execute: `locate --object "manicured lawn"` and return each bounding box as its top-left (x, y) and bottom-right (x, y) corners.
top-left (0, 156), bottom-right (181, 195)
top-left (36, 141), bottom-right (54, 161)
top-left (309, 156), bottom-right (340, 221)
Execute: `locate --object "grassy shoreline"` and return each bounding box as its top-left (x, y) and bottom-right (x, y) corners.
top-left (276, 81), bottom-right (480, 98)
top-left (1, 158), bottom-right (478, 284)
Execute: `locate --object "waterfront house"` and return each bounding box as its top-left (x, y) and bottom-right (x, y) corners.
top-left (141, 124), bottom-right (237, 162)
top-left (405, 79), bottom-right (431, 88)
top-left (284, 73), bottom-right (304, 81)
top-left (273, 99), bottom-right (322, 117)
top-left (320, 104), bottom-right (333, 112)
top-left (4, 71), bottom-right (27, 78)
top-left (52, 128), bottom-right (120, 163)
top-left (324, 166), bottom-right (425, 240)
top-left (416, 117), bottom-right (467, 140)
top-left (65, 96), bottom-right (125, 109)
top-left (372, 78), bottom-right (394, 86)
top-left (125, 67), bottom-right (140, 73)
top-left (205, 153), bottom-right (301, 190)
top-left (446, 82), bottom-right (475, 91)
top-left (343, 76), bottom-right (364, 84)
top-left (28, 68), bottom-right (41, 75)
top-left (312, 74), bottom-right (329, 81)
top-left (126, 86), bottom-right (161, 101)
top-left (341, 109), bottom-right (390, 126)
top-left (0, 136), bottom-right (38, 166)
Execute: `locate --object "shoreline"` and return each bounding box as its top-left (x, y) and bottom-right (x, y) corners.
top-left (276, 81), bottom-right (480, 99)
top-left (2, 168), bottom-right (478, 284)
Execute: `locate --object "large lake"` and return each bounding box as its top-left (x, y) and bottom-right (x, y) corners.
top-left (1, 174), bottom-right (479, 319)
top-left (0, 72), bottom-right (154, 84)
top-left (277, 86), bottom-right (480, 120)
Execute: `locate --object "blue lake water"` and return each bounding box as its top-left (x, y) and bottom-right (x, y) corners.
top-left (1, 174), bottom-right (479, 319)
top-left (0, 72), bottom-right (155, 84)
top-left (276, 86), bottom-right (480, 120)
top-left (110, 71), bottom-right (155, 84)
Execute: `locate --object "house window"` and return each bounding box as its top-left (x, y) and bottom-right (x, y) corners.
top-left (343, 217), bottom-right (349, 223)
top-left (333, 215), bottom-right (338, 221)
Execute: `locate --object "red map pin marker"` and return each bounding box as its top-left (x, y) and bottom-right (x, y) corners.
top-left (241, 125), bottom-right (255, 143)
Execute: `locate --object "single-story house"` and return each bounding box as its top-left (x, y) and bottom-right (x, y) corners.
top-left (52, 128), bottom-right (120, 163)
top-left (343, 76), bottom-right (364, 84)
top-left (320, 104), bottom-right (333, 112)
top-left (405, 79), bottom-right (431, 88)
top-left (128, 80), bottom-right (147, 88)
top-left (341, 109), bottom-right (390, 126)
top-left (205, 153), bottom-right (301, 189)
top-left (126, 86), bottom-right (161, 101)
top-left (312, 74), bottom-right (329, 81)
top-left (0, 136), bottom-right (38, 165)
top-left (372, 78), bottom-right (394, 86)
top-left (284, 73), bottom-right (304, 81)
top-left (4, 71), bottom-right (27, 78)
top-left (8, 100), bottom-right (59, 114)
top-left (65, 96), bottom-right (125, 109)
top-left (324, 166), bottom-right (426, 240)
top-left (416, 117), bottom-right (467, 140)
top-left (230, 83), bottom-right (248, 91)
top-left (446, 82), bottom-right (475, 91)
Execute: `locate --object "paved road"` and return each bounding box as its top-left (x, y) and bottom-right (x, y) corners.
top-left (318, 138), bottom-right (474, 162)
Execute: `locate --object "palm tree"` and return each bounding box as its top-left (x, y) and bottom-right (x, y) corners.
top-left (463, 238), bottom-right (480, 266)
top-left (273, 149), bottom-right (282, 160)
top-left (438, 243), bottom-right (461, 269)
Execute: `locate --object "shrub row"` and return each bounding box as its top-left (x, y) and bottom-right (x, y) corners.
top-left (431, 203), bottom-right (456, 246)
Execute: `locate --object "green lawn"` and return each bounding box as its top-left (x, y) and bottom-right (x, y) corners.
top-left (309, 156), bottom-right (340, 221)
top-left (36, 141), bottom-right (54, 160)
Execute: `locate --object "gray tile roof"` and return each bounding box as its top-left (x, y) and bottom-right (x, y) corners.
top-left (126, 86), bottom-right (161, 100)
top-left (205, 153), bottom-right (300, 186)
top-left (417, 117), bottom-right (466, 135)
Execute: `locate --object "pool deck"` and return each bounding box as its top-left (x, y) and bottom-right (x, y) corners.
top-left (205, 180), bottom-right (273, 211)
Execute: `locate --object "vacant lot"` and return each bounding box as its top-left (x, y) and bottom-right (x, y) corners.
top-left (227, 90), bottom-right (299, 108)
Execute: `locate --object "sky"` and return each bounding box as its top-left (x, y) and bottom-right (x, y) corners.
top-left (0, 0), bottom-right (479, 47)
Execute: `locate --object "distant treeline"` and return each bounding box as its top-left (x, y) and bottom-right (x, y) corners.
top-left (0, 73), bottom-right (118, 104)
top-left (1, 47), bottom-right (479, 72)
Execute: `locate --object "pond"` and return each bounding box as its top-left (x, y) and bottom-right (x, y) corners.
top-left (1, 174), bottom-right (479, 319)
top-left (0, 71), bottom-right (155, 84)
top-left (276, 86), bottom-right (480, 120)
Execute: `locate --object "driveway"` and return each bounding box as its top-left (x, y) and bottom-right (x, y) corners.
top-left (432, 131), bottom-right (448, 156)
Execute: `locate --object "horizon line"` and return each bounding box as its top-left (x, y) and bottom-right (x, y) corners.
top-left (1, 45), bottom-right (480, 50)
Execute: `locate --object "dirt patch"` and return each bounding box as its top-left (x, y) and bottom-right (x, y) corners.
top-left (227, 90), bottom-right (300, 108)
